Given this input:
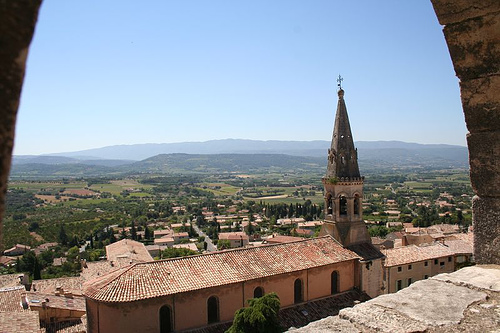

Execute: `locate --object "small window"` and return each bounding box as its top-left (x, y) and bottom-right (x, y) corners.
top-left (407, 278), bottom-right (412, 286)
top-left (160, 305), bottom-right (172, 333)
top-left (294, 279), bottom-right (303, 304)
top-left (397, 266), bottom-right (402, 272)
top-left (448, 256), bottom-right (452, 262)
top-left (424, 261), bottom-right (428, 267)
top-left (331, 271), bottom-right (339, 294)
top-left (396, 280), bottom-right (402, 291)
top-left (424, 275), bottom-right (429, 279)
top-left (253, 287), bottom-right (264, 299)
top-left (408, 264), bottom-right (412, 270)
top-left (207, 296), bottom-right (219, 324)
top-left (434, 259), bottom-right (438, 265)
top-left (440, 261), bottom-right (445, 266)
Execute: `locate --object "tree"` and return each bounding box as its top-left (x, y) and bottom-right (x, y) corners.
top-left (226, 292), bottom-right (281, 333)
top-left (33, 256), bottom-right (41, 280)
top-left (59, 224), bottom-right (68, 246)
top-left (218, 239), bottom-right (231, 250)
top-left (131, 220), bottom-right (137, 241)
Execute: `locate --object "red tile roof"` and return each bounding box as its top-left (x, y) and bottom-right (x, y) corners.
top-left (84, 236), bottom-right (359, 303)
top-left (0, 311), bottom-right (42, 333)
top-left (383, 237), bottom-right (473, 267)
top-left (0, 287), bottom-right (25, 312)
top-left (106, 239), bottom-right (153, 263)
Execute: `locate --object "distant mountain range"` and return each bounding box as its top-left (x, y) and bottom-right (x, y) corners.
top-left (20, 139), bottom-right (466, 161)
top-left (10, 140), bottom-right (469, 178)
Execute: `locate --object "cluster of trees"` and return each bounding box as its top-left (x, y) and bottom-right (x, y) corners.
top-left (15, 246), bottom-right (82, 280)
top-left (260, 200), bottom-right (323, 221)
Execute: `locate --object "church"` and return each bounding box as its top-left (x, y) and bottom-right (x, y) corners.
top-left (83, 87), bottom-right (383, 332)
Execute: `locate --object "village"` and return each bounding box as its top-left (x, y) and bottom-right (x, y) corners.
top-left (0, 89), bottom-right (474, 332)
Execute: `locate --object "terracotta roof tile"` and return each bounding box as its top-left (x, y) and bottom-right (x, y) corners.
top-left (0, 287), bottom-right (26, 312)
top-left (0, 311), bottom-right (42, 333)
top-left (84, 236), bottom-right (359, 303)
top-left (105, 239), bottom-right (153, 263)
top-left (383, 237), bottom-right (473, 267)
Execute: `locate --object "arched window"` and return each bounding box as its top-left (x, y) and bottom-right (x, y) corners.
top-left (331, 271), bottom-right (339, 294)
top-left (354, 195), bottom-right (360, 215)
top-left (294, 279), bottom-right (303, 304)
top-left (207, 296), bottom-right (219, 324)
top-left (253, 286), bottom-right (264, 298)
top-left (159, 305), bottom-right (172, 333)
top-left (339, 195), bottom-right (347, 216)
top-left (326, 194), bottom-right (333, 215)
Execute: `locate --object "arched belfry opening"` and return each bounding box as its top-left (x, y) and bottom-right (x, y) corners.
top-left (354, 194), bottom-right (360, 216)
top-left (326, 193), bottom-right (333, 215)
top-left (339, 195), bottom-right (348, 216)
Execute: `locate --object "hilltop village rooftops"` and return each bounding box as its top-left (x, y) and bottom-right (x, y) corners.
top-left (31, 276), bottom-right (83, 295)
top-left (383, 237), bottom-right (473, 267)
top-left (83, 236), bottom-right (360, 303)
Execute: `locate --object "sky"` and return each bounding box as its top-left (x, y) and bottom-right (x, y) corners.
top-left (15, 1), bottom-right (467, 155)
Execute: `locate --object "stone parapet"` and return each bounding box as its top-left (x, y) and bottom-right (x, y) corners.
top-left (287, 266), bottom-right (500, 333)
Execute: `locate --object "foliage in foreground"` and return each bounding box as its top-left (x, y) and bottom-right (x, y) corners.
top-left (226, 292), bottom-right (281, 333)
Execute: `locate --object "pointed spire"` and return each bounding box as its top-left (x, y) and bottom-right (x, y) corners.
top-left (326, 87), bottom-right (361, 179)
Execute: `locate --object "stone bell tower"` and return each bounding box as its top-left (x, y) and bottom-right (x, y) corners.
top-left (320, 85), bottom-right (371, 247)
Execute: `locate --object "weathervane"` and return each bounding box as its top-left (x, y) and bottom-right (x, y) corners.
top-left (337, 75), bottom-right (343, 90)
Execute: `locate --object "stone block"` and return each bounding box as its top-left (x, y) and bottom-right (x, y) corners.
top-left (431, 0), bottom-right (500, 25)
top-left (366, 279), bottom-right (486, 326)
top-left (460, 75), bottom-right (500, 132)
top-left (467, 132), bottom-right (500, 197)
top-left (432, 265), bottom-right (500, 291)
top-left (340, 303), bottom-right (427, 333)
top-left (472, 196), bottom-right (500, 264)
top-left (442, 11), bottom-right (500, 80)
top-left (286, 316), bottom-right (361, 333)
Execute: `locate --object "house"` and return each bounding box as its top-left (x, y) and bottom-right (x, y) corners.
top-left (145, 245), bottom-right (168, 258)
top-left (172, 243), bottom-right (198, 252)
top-left (153, 237), bottom-right (174, 247)
top-left (3, 244), bottom-right (31, 256)
top-left (218, 232), bottom-right (249, 248)
top-left (83, 236), bottom-right (360, 333)
top-left (172, 232), bottom-right (189, 244)
top-left (154, 229), bottom-right (173, 239)
top-left (106, 239), bottom-right (153, 263)
top-left (266, 235), bottom-right (304, 244)
top-left (382, 237), bottom-right (473, 293)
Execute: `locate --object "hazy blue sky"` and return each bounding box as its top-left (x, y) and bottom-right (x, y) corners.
top-left (15, 1), bottom-right (466, 155)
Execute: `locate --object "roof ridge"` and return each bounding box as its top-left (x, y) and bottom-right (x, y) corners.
top-left (135, 235), bottom-right (334, 266)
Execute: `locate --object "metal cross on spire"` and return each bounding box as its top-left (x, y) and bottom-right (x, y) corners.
top-left (337, 75), bottom-right (343, 89)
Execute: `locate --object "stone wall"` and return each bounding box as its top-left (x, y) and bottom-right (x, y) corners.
top-left (0, 1), bottom-right (42, 251)
top-left (431, 0), bottom-right (500, 264)
top-left (288, 265), bottom-right (500, 333)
